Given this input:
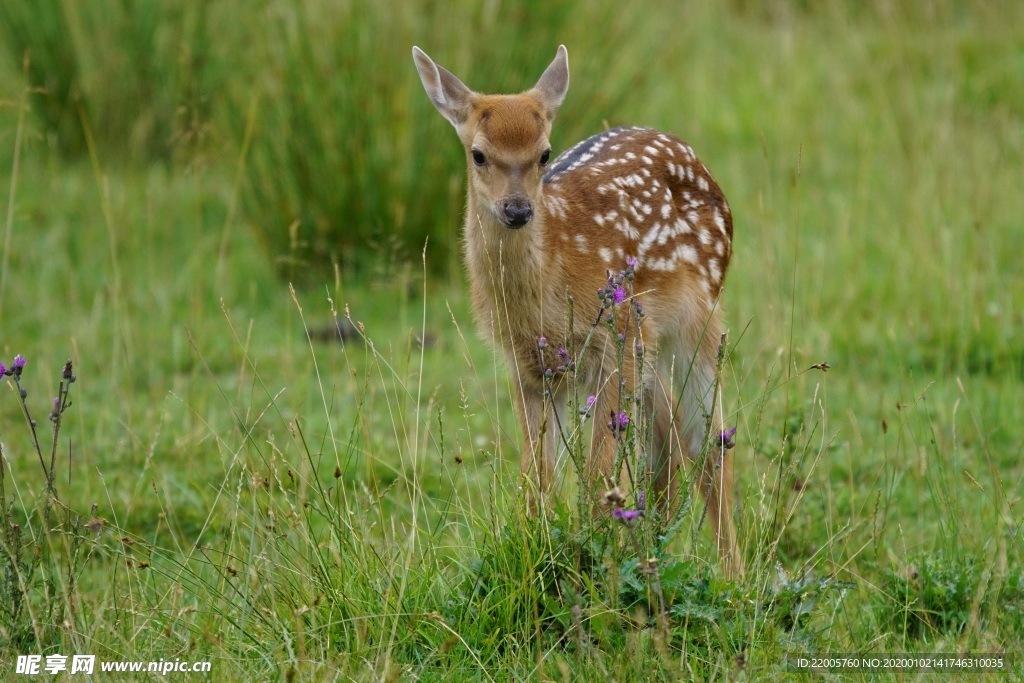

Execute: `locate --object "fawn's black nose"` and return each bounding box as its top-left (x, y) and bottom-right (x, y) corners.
top-left (502, 198), bottom-right (533, 227)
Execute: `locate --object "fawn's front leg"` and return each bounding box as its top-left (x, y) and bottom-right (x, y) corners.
top-left (587, 348), bottom-right (641, 500)
top-left (514, 384), bottom-right (555, 513)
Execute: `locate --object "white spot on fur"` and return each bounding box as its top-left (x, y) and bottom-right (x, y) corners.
top-left (679, 244), bottom-right (698, 264)
top-left (627, 202), bottom-right (644, 224)
top-left (611, 174), bottom-right (644, 189)
top-left (599, 247), bottom-right (612, 263)
top-left (713, 207), bottom-right (727, 234)
top-left (545, 194), bottom-right (569, 220)
top-left (708, 258), bottom-right (721, 281)
top-left (615, 218), bottom-right (639, 240)
top-left (638, 223), bottom-right (660, 256)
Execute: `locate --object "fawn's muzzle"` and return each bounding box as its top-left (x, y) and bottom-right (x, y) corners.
top-left (502, 197), bottom-right (533, 228)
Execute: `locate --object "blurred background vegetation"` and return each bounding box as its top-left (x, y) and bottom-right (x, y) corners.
top-left (0, 0), bottom-right (675, 279)
top-left (4, 0), bottom-right (1018, 286)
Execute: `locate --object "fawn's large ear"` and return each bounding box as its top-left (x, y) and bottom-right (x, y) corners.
top-left (532, 45), bottom-right (569, 119)
top-left (412, 46), bottom-right (474, 129)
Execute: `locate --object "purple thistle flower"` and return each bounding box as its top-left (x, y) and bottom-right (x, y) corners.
top-left (11, 355), bottom-right (26, 377)
top-left (613, 507), bottom-right (642, 526)
top-left (626, 256), bottom-right (637, 269)
top-left (717, 426), bottom-right (738, 450)
top-left (612, 286), bottom-right (627, 305)
top-left (557, 347), bottom-right (570, 362)
top-left (607, 410), bottom-right (629, 433)
top-left (586, 395), bottom-right (597, 409)
top-left (537, 337), bottom-right (548, 349)
top-left (0, 361), bottom-right (6, 376)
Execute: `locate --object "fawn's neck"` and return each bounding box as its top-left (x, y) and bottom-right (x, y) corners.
top-left (464, 189), bottom-right (550, 280)
top-left (463, 189), bottom-right (555, 336)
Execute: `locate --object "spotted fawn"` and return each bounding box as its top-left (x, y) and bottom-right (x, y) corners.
top-left (413, 45), bottom-right (742, 576)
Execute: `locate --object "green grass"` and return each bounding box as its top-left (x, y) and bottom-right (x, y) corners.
top-left (1, 1), bottom-right (1023, 680)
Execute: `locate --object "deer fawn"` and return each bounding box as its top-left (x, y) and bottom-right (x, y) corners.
top-left (413, 45), bottom-right (742, 575)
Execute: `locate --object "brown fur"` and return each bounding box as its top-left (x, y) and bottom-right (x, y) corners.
top-left (413, 45), bottom-right (742, 576)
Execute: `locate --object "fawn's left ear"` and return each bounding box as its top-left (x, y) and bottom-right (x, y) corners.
top-left (532, 45), bottom-right (570, 120)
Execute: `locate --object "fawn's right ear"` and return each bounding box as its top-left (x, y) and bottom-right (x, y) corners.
top-left (412, 46), bottom-right (473, 129)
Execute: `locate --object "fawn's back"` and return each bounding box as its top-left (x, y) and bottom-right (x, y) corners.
top-left (541, 125), bottom-right (732, 319)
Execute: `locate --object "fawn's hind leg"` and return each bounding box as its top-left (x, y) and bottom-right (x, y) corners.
top-left (698, 430), bottom-right (742, 577)
top-left (650, 338), bottom-right (743, 577)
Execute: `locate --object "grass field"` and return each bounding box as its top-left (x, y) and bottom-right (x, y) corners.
top-left (1, 1), bottom-right (1022, 680)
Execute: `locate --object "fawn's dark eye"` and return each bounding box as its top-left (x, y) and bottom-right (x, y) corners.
top-left (540, 149), bottom-right (551, 165)
top-left (472, 149), bottom-right (486, 166)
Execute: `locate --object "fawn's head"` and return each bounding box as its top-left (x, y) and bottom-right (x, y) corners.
top-left (413, 46), bottom-right (569, 229)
